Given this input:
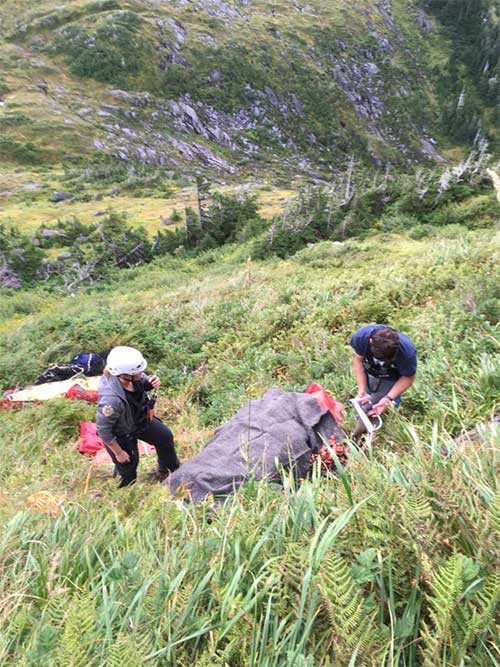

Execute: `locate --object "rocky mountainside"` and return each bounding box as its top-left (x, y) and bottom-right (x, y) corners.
top-left (0, 0), bottom-right (498, 179)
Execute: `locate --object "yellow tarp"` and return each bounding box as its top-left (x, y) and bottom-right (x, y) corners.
top-left (9, 376), bottom-right (101, 402)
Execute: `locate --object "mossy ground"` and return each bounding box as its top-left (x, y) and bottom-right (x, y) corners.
top-left (0, 172), bottom-right (294, 234)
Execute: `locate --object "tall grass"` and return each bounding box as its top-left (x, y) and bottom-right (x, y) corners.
top-left (0, 429), bottom-right (498, 665)
top-left (0, 225), bottom-right (498, 665)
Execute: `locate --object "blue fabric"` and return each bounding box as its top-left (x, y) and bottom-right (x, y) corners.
top-left (350, 324), bottom-right (417, 377)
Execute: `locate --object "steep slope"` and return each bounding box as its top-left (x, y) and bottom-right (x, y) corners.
top-left (1, 0), bottom-right (495, 179)
top-left (0, 225), bottom-right (499, 665)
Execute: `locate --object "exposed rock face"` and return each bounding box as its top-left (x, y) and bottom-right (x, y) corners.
top-left (333, 57), bottom-right (385, 124)
top-left (376, 0), bottom-right (396, 31)
top-left (170, 138), bottom-right (236, 172)
top-left (416, 9), bottom-right (433, 34)
top-left (171, 97), bottom-right (236, 148)
top-left (39, 228), bottom-right (68, 239)
top-left (195, 0), bottom-right (242, 19)
top-left (157, 18), bottom-right (190, 68)
top-left (51, 192), bottom-right (73, 203)
top-left (0, 265), bottom-right (22, 289)
top-left (9, 0), bottom-right (457, 175)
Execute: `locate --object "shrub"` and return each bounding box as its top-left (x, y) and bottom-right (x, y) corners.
top-left (199, 193), bottom-right (260, 248)
top-left (426, 194), bottom-right (498, 228)
top-left (153, 193), bottom-right (263, 255)
top-left (0, 137), bottom-right (43, 165)
top-left (54, 12), bottom-right (152, 86)
top-left (0, 225), bottom-right (45, 284)
top-left (408, 224), bottom-right (438, 239)
top-left (378, 213), bottom-right (420, 233)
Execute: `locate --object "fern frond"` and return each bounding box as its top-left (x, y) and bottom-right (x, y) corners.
top-left (490, 493), bottom-right (500, 534)
top-left (281, 541), bottom-right (308, 600)
top-left (420, 553), bottom-right (466, 666)
top-left (406, 490), bottom-right (433, 522)
top-left (212, 617), bottom-right (252, 666)
top-left (46, 595), bottom-right (66, 626)
top-left (472, 571), bottom-right (500, 646)
top-left (107, 633), bottom-right (145, 667)
top-left (316, 552), bottom-right (386, 665)
top-left (452, 570), bottom-right (500, 661)
top-left (57, 592), bottom-right (97, 667)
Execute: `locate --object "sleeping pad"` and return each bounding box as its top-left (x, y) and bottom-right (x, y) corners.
top-left (163, 386), bottom-right (345, 502)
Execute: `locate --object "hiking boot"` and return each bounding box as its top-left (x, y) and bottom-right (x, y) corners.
top-left (145, 469), bottom-right (170, 483)
top-left (158, 469), bottom-right (170, 483)
top-left (351, 421), bottom-right (367, 446)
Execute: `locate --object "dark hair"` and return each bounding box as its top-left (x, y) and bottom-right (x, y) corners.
top-left (370, 327), bottom-right (400, 362)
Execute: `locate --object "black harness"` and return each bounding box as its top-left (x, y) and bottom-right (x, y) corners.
top-left (362, 347), bottom-right (400, 380)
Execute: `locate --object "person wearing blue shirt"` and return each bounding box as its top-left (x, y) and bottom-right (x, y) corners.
top-left (349, 324), bottom-right (417, 439)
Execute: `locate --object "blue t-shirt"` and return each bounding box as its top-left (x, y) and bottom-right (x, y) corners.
top-left (350, 324), bottom-right (417, 377)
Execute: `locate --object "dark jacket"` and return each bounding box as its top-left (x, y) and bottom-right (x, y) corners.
top-left (96, 373), bottom-right (150, 445)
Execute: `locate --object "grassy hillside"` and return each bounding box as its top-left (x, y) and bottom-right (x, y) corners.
top-left (2, 0), bottom-right (498, 249)
top-left (1, 216), bottom-right (499, 664)
top-left (0, 0), bottom-right (499, 664)
top-left (1, 0), bottom-right (497, 182)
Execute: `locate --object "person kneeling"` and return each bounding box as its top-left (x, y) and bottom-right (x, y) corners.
top-left (96, 346), bottom-right (180, 487)
top-left (350, 324), bottom-right (417, 441)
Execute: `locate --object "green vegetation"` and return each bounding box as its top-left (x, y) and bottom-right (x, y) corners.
top-left (0, 137), bottom-right (44, 165)
top-left (0, 0), bottom-right (499, 664)
top-left (1, 177), bottom-right (499, 665)
top-left (0, 212), bottom-right (499, 663)
top-left (422, 0), bottom-right (500, 145)
top-left (53, 10), bottom-right (155, 88)
top-left (0, 438), bottom-right (498, 665)
top-left (3, 0), bottom-right (497, 176)
top-left (3, 160), bottom-right (497, 287)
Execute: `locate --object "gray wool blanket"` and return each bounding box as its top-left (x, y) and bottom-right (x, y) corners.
top-left (164, 387), bottom-right (345, 502)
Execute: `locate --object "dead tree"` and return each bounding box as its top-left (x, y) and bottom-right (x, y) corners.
top-left (195, 175), bottom-right (211, 235)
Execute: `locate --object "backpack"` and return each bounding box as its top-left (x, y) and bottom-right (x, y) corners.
top-left (36, 353), bottom-right (106, 384)
top-left (37, 364), bottom-right (85, 384)
top-left (71, 353), bottom-right (106, 376)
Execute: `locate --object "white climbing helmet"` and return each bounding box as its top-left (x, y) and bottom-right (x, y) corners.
top-left (106, 346), bottom-right (147, 376)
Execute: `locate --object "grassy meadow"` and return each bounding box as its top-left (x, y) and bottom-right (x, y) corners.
top-left (0, 160), bottom-right (295, 235)
top-left (0, 218), bottom-right (499, 665)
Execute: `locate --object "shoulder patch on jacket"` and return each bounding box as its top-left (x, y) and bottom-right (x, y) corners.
top-left (102, 405), bottom-right (114, 417)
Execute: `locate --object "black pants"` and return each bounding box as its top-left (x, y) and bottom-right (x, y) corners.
top-left (106, 417), bottom-right (180, 487)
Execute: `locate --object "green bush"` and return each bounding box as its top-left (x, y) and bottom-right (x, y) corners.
top-left (0, 225), bottom-right (45, 284)
top-left (426, 194), bottom-right (498, 228)
top-left (54, 12), bottom-right (152, 86)
top-left (0, 137), bottom-right (43, 165)
top-left (407, 223), bottom-right (438, 239)
top-left (378, 213), bottom-right (420, 233)
top-left (199, 193), bottom-right (260, 249)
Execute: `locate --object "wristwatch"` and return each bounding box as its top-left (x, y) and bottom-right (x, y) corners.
top-left (386, 395), bottom-right (398, 405)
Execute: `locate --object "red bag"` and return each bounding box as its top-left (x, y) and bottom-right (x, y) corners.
top-left (79, 422), bottom-right (104, 455)
top-left (1, 389), bottom-right (41, 411)
top-left (304, 383), bottom-right (344, 423)
top-left (66, 384), bottom-right (99, 403)
top-left (78, 421), bottom-right (156, 465)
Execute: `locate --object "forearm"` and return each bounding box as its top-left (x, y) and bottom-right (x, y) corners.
top-left (352, 356), bottom-right (368, 394)
top-left (387, 375), bottom-right (415, 400)
top-left (106, 439), bottom-right (125, 456)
